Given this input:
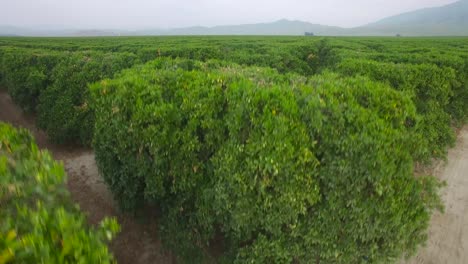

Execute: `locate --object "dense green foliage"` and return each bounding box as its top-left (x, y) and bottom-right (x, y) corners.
top-left (0, 36), bottom-right (467, 263)
top-left (0, 48), bottom-right (139, 145)
top-left (91, 58), bottom-right (443, 263)
top-left (1, 36), bottom-right (466, 146)
top-left (0, 36), bottom-right (323, 75)
top-left (0, 48), bottom-right (63, 112)
top-left (0, 122), bottom-right (119, 263)
top-left (36, 51), bottom-right (138, 145)
top-left (336, 59), bottom-right (457, 160)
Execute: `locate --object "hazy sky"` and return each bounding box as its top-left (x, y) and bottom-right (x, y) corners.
top-left (0, 0), bottom-right (459, 29)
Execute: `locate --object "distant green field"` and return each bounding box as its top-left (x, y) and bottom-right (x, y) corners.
top-left (1, 36), bottom-right (467, 263)
top-left (1, 36), bottom-right (466, 75)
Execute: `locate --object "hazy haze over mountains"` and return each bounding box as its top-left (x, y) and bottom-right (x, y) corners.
top-left (0, 0), bottom-right (467, 36)
top-left (354, 0), bottom-right (468, 35)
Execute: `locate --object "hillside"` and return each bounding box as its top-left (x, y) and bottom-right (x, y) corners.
top-left (143, 19), bottom-right (344, 36)
top-left (136, 1), bottom-right (468, 36)
top-left (1, 1), bottom-right (468, 36)
top-left (353, 0), bottom-right (468, 36)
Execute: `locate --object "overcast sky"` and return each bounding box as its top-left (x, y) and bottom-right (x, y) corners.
top-left (0, 0), bottom-right (459, 30)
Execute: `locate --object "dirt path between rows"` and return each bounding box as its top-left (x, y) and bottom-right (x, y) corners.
top-left (2, 89), bottom-right (468, 264)
top-left (403, 126), bottom-right (468, 264)
top-left (0, 90), bottom-right (174, 264)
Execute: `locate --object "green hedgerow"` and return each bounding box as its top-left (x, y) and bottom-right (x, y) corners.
top-left (91, 58), bottom-right (443, 263)
top-left (0, 122), bottom-right (119, 263)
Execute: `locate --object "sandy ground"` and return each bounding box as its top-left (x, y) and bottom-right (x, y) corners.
top-left (0, 90), bottom-right (174, 264)
top-left (403, 126), bottom-right (468, 264)
top-left (1, 89), bottom-right (468, 264)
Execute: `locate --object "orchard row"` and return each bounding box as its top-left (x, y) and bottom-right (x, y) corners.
top-left (0, 36), bottom-right (467, 263)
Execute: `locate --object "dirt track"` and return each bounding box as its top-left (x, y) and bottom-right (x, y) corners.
top-left (1, 89), bottom-right (468, 264)
top-left (0, 90), bottom-right (174, 264)
top-left (403, 126), bottom-right (468, 264)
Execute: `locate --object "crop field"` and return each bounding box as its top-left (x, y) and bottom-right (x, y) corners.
top-left (1, 36), bottom-right (468, 263)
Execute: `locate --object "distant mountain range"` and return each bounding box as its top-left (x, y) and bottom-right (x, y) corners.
top-left (136, 19), bottom-right (345, 36)
top-left (351, 0), bottom-right (468, 36)
top-left (1, 0), bottom-right (468, 37)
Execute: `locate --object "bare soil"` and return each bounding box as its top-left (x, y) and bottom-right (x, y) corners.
top-left (0, 90), bottom-right (174, 264)
top-left (2, 89), bottom-right (468, 264)
top-left (403, 126), bottom-right (468, 264)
